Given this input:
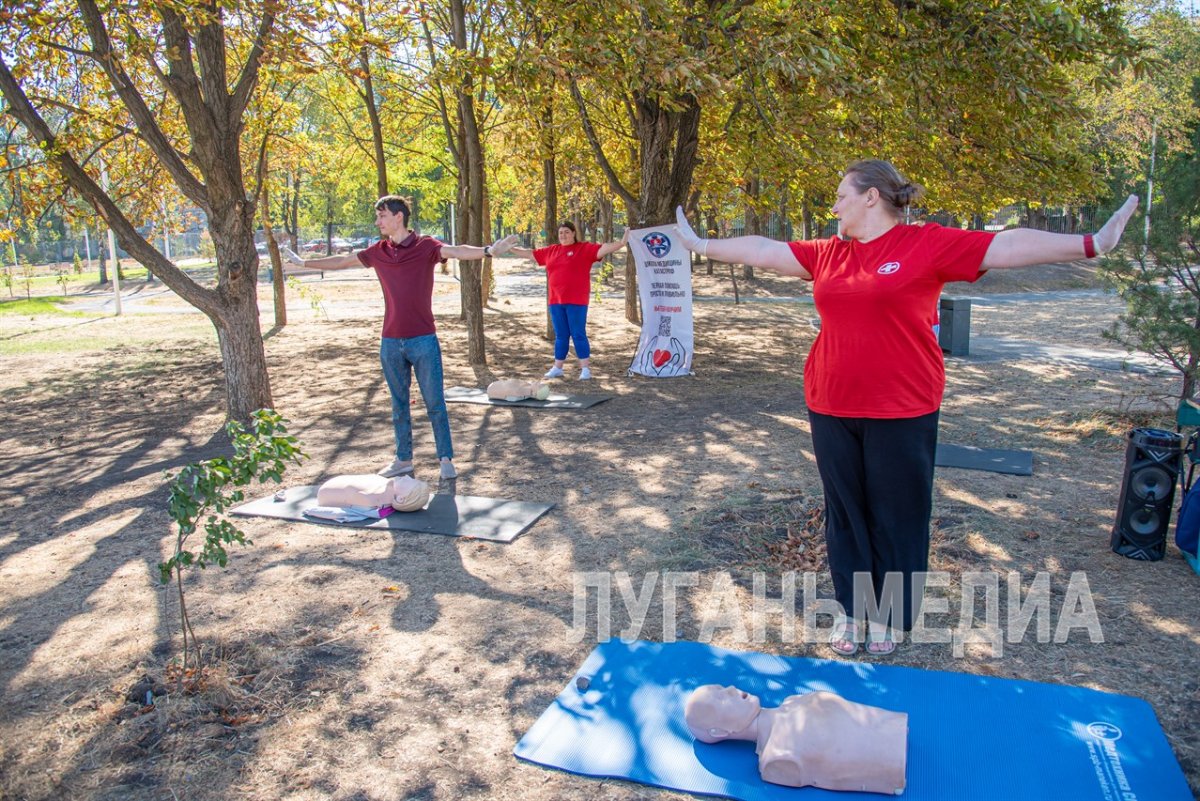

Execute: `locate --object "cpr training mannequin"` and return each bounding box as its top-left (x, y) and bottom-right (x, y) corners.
top-left (486, 378), bottom-right (551, 402)
top-left (684, 685), bottom-right (907, 795)
top-left (317, 473), bottom-right (430, 512)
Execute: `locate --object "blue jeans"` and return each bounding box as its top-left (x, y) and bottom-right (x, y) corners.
top-left (380, 335), bottom-right (453, 461)
top-left (549, 303), bottom-right (590, 360)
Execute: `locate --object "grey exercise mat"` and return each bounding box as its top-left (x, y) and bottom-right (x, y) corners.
top-left (936, 442), bottom-right (1034, 476)
top-left (444, 386), bottom-right (612, 409)
top-left (230, 485), bottom-right (553, 543)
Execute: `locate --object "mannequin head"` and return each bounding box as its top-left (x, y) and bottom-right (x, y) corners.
top-left (684, 685), bottom-right (762, 743)
top-left (390, 475), bottom-right (431, 512)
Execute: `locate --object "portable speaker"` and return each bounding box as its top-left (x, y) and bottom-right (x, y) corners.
top-left (1111, 428), bottom-right (1182, 561)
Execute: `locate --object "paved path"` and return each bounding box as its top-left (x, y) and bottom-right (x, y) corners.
top-left (960, 336), bottom-right (1168, 374)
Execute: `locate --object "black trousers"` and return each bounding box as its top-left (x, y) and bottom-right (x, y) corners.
top-left (808, 409), bottom-right (939, 632)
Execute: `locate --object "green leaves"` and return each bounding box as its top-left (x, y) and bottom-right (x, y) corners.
top-left (159, 408), bottom-right (306, 585)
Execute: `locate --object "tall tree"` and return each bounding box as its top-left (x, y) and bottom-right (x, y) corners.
top-left (548, 0), bottom-right (852, 321)
top-left (1099, 16), bottom-right (1200, 401)
top-left (418, 0), bottom-right (499, 368)
top-left (0, 0), bottom-right (303, 420)
top-left (303, 0), bottom-right (412, 198)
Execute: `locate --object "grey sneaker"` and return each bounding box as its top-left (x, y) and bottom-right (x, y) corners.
top-left (543, 366), bottom-right (565, 378)
top-left (378, 458), bottom-right (414, 478)
top-left (440, 460), bottom-right (458, 479)
top-left (579, 367), bottom-right (592, 380)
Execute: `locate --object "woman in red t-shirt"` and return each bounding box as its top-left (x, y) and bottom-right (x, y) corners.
top-left (676, 160), bottom-right (1139, 656)
top-left (512, 221), bottom-right (629, 380)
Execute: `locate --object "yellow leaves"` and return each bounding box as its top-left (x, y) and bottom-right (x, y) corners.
top-left (0, 229), bottom-right (14, 244)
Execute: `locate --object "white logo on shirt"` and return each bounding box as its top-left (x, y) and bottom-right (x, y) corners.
top-left (877, 261), bottom-right (901, 274)
top-left (567, 251), bottom-right (574, 257)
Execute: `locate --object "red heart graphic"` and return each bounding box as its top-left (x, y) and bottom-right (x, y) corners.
top-left (652, 349), bottom-right (671, 367)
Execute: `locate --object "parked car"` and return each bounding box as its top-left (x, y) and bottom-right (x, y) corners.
top-left (329, 237), bottom-right (354, 253)
top-left (301, 240), bottom-right (327, 254)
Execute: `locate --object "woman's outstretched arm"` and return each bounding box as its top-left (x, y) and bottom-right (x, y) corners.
top-left (596, 229), bottom-right (630, 259)
top-left (981, 195), bottom-right (1138, 271)
top-left (674, 207), bottom-right (809, 278)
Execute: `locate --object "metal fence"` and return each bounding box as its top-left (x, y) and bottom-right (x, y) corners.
top-left (6, 204), bottom-right (1106, 272)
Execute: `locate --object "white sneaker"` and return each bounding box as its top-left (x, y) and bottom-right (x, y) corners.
top-left (579, 367), bottom-right (592, 380)
top-left (378, 458), bottom-right (414, 478)
top-left (543, 366), bottom-right (565, 379)
top-left (440, 460), bottom-right (458, 479)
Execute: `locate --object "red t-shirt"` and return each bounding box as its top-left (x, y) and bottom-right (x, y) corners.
top-left (533, 242), bottom-right (602, 305)
top-left (358, 233), bottom-right (444, 338)
top-left (787, 224), bottom-right (995, 418)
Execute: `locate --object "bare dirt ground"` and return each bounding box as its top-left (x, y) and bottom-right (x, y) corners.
top-left (1, 255), bottom-right (1197, 800)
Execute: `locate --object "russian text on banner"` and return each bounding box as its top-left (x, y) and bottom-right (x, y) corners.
top-left (626, 224), bottom-right (694, 378)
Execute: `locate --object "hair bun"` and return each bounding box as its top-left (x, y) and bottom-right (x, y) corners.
top-left (896, 183), bottom-right (921, 207)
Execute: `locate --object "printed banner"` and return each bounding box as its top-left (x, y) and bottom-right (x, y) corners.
top-left (626, 224), bottom-right (694, 377)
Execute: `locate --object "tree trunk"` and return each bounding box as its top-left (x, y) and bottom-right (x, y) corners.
top-left (705, 209), bottom-right (716, 275)
top-left (288, 172), bottom-right (301, 250)
top-left (624, 237), bottom-right (640, 324)
top-left (451, 0), bottom-right (487, 368)
top-left (569, 69), bottom-right (702, 324)
top-left (779, 190), bottom-right (790, 241)
top-left (202, 204), bottom-right (274, 421)
top-left (260, 169), bottom-right (286, 329)
top-left (627, 92), bottom-right (700, 322)
top-left (481, 190), bottom-right (493, 305)
top-left (599, 193), bottom-right (613, 245)
top-left (212, 293), bottom-right (273, 422)
top-left (357, 7), bottom-right (388, 198)
top-left (632, 93), bottom-right (700, 226)
top-left (542, 102), bottom-right (557, 342)
top-left (743, 175), bottom-right (761, 279)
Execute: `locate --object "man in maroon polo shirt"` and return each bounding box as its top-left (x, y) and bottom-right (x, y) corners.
top-left (285, 196), bottom-right (517, 479)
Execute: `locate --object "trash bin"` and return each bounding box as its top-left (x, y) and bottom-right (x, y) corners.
top-left (939, 297), bottom-right (971, 357)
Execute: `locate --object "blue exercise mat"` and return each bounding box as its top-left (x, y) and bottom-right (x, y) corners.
top-left (514, 640), bottom-right (1191, 800)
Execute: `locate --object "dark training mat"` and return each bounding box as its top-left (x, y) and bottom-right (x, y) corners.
top-left (230, 485), bottom-right (553, 543)
top-left (444, 386), bottom-right (613, 409)
top-left (936, 442), bottom-right (1034, 476)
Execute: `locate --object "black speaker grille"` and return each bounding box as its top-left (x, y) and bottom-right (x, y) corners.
top-left (1131, 466), bottom-right (1173, 500)
top-left (1128, 507), bottom-right (1162, 535)
top-left (1112, 428), bottom-right (1182, 562)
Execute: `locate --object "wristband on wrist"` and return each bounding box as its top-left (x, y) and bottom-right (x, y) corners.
top-left (1083, 234), bottom-right (1096, 259)
top-left (700, 239), bottom-right (709, 258)
top-left (484, 245), bottom-right (492, 257)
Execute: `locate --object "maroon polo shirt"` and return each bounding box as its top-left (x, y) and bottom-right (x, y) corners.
top-left (357, 232), bottom-right (444, 338)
